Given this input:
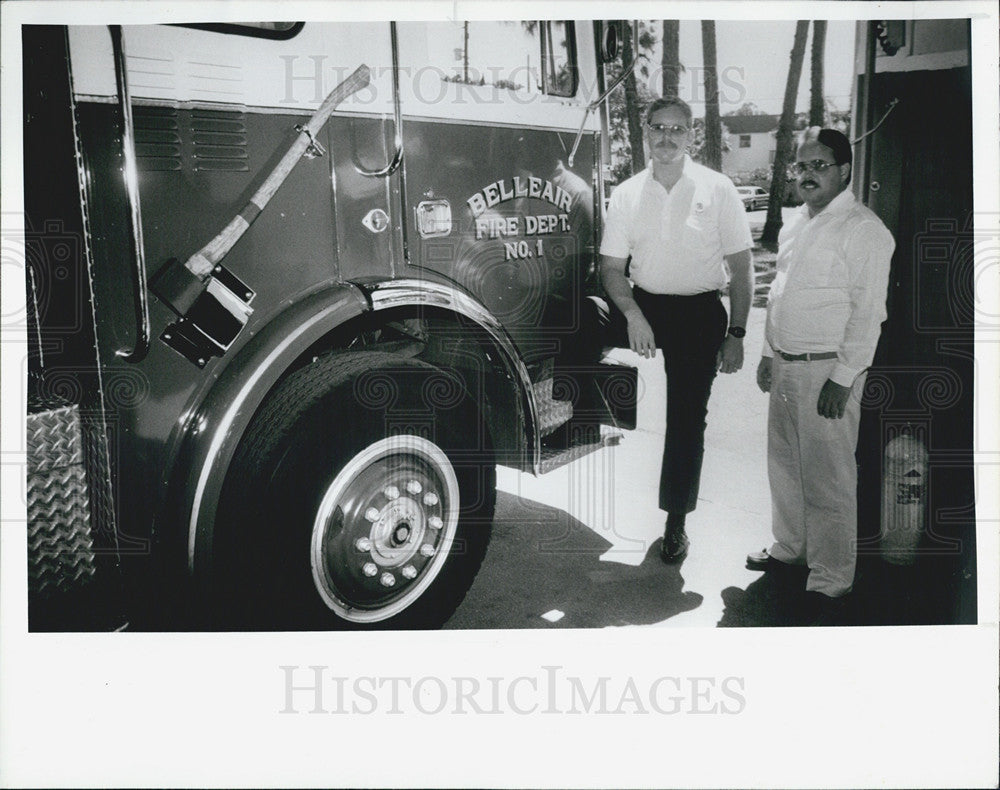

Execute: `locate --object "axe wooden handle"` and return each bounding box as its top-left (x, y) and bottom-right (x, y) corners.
top-left (184, 64), bottom-right (371, 278)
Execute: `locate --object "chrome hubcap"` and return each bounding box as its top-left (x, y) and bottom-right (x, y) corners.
top-left (310, 436), bottom-right (459, 623)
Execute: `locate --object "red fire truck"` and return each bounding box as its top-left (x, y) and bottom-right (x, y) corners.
top-left (22, 20), bottom-right (637, 630)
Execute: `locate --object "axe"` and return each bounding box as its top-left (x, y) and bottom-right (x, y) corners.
top-left (151, 64), bottom-right (372, 363)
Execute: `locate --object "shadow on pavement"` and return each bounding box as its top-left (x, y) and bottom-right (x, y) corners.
top-left (446, 492), bottom-right (703, 629)
top-left (718, 555), bottom-right (973, 628)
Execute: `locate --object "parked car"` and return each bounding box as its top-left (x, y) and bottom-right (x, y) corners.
top-left (736, 186), bottom-right (769, 211)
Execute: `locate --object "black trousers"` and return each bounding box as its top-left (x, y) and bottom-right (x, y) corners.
top-left (614, 287), bottom-right (728, 514)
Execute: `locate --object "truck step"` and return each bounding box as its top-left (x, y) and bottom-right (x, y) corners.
top-left (538, 425), bottom-right (622, 474)
top-left (533, 376), bottom-right (574, 437)
top-left (26, 397), bottom-right (125, 631)
top-left (26, 402), bottom-right (98, 598)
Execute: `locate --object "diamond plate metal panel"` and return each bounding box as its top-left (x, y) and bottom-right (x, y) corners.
top-left (26, 404), bottom-right (98, 597)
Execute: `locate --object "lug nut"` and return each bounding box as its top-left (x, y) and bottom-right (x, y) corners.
top-left (406, 479), bottom-right (422, 495)
top-left (379, 572), bottom-right (396, 587)
top-left (423, 492), bottom-right (439, 506)
top-left (419, 543), bottom-right (435, 557)
top-left (364, 507), bottom-right (380, 522)
top-left (383, 485), bottom-right (400, 500)
top-left (355, 537), bottom-right (373, 552)
top-left (401, 565), bottom-right (417, 579)
top-left (362, 562), bottom-right (378, 577)
top-left (428, 516), bottom-right (443, 530)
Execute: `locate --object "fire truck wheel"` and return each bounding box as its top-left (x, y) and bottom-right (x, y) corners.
top-left (214, 351), bottom-right (495, 630)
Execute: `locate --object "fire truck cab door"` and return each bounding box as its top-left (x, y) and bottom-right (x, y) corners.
top-left (394, 21), bottom-right (597, 364)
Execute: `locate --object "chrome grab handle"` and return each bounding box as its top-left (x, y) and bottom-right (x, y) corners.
top-left (355, 22), bottom-right (403, 178)
top-left (109, 25), bottom-right (151, 363)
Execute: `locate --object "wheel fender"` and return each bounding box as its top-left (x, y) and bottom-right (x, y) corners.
top-left (359, 277), bottom-right (540, 471)
top-left (165, 283), bottom-right (369, 577)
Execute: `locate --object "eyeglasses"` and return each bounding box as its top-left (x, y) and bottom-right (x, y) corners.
top-left (789, 160), bottom-right (839, 176)
top-left (647, 123), bottom-right (689, 137)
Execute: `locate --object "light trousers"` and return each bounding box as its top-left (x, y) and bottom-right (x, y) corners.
top-left (767, 356), bottom-right (865, 597)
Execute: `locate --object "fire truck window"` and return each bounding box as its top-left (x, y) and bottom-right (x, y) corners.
top-left (540, 21), bottom-right (577, 97)
top-left (411, 21), bottom-right (576, 97)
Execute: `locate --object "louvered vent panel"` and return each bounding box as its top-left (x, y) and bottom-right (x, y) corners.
top-left (133, 106), bottom-right (181, 171)
top-left (191, 109), bottom-right (249, 172)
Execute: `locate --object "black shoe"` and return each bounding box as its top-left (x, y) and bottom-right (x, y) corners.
top-left (804, 591), bottom-right (853, 626)
top-left (660, 529), bottom-right (689, 564)
top-left (745, 548), bottom-right (772, 571)
top-left (746, 548), bottom-right (802, 575)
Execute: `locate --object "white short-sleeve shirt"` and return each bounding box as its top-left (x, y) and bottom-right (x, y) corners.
top-left (600, 156), bottom-right (753, 295)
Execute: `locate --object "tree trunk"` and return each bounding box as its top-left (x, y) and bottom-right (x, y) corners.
top-left (621, 21), bottom-right (646, 175)
top-left (701, 20), bottom-right (722, 172)
top-left (809, 20), bottom-right (828, 127)
top-left (761, 20), bottom-right (810, 247)
top-left (463, 22), bottom-right (469, 83)
top-left (661, 20), bottom-right (681, 98)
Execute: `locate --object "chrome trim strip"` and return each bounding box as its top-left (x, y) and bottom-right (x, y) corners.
top-left (186, 291), bottom-right (366, 569)
top-left (67, 26), bottom-right (124, 557)
top-left (367, 278), bottom-right (541, 474)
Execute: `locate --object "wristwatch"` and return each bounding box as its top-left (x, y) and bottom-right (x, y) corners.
top-left (727, 326), bottom-right (746, 339)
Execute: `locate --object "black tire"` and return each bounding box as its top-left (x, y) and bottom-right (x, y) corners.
top-left (212, 351), bottom-right (495, 630)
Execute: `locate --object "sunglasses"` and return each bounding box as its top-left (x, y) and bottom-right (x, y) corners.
top-left (789, 160), bottom-right (840, 176)
top-left (647, 123), bottom-right (690, 137)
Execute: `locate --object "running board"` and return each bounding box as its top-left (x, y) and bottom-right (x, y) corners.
top-left (538, 425), bottom-right (622, 474)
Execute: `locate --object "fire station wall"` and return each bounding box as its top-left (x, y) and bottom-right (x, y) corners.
top-left (855, 64), bottom-right (976, 624)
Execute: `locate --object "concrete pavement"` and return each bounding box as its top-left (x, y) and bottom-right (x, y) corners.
top-left (447, 299), bottom-right (777, 629)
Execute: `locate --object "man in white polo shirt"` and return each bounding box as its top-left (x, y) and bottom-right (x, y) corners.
top-left (600, 97), bottom-right (754, 563)
top-left (747, 127), bottom-right (894, 612)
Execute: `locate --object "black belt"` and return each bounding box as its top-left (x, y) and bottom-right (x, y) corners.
top-left (775, 350), bottom-right (838, 362)
top-left (634, 287), bottom-right (720, 301)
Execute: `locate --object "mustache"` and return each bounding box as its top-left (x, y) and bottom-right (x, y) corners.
top-left (799, 178), bottom-right (819, 188)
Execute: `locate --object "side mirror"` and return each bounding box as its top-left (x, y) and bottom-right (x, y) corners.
top-left (600, 22), bottom-right (621, 62)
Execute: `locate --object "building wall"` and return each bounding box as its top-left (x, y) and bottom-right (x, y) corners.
top-left (852, 18), bottom-right (976, 624)
top-left (722, 130), bottom-right (774, 174)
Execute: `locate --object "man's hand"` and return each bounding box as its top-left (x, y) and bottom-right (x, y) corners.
top-left (626, 309), bottom-right (656, 358)
top-left (717, 335), bottom-right (744, 374)
top-left (756, 356), bottom-right (772, 393)
top-left (817, 379), bottom-right (851, 419)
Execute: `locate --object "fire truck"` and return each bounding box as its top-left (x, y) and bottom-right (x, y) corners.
top-left (21, 20), bottom-right (638, 630)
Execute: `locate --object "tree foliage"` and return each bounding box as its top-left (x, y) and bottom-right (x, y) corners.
top-left (689, 118), bottom-right (732, 164)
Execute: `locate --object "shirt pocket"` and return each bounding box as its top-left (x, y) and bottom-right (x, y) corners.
top-left (679, 213), bottom-right (718, 253)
